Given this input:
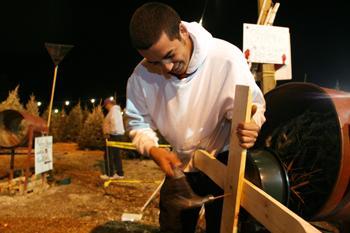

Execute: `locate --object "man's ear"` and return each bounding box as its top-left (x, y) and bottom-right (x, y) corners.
top-left (179, 23), bottom-right (189, 39)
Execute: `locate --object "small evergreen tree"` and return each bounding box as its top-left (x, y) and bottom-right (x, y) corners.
top-left (82, 105), bottom-right (90, 123)
top-left (25, 94), bottom-right (39, 116)
top-left (63, 102), bottom-right (84, 142)
top-left (42, 107), bottom-right (67, 142)
top-left (0, 85), bottom-right (24, 111)
top-left (41, 107), bottom-right (49, 121)
top-left (56, 109), bottom-right (67, 142)
top-left (78, 105), bottom-right (104, 149)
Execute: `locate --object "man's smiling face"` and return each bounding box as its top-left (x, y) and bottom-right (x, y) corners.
top-left (138, 24), bottom-right (192, 78)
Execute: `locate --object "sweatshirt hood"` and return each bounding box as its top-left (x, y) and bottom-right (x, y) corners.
top-left (183, 21), bottom-right (213, 74)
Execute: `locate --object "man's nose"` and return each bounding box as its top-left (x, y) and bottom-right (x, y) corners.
top-left (161, 62), bottom-right (174, 72)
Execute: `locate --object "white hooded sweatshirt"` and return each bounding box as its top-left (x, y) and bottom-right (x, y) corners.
top-left (125, 21), bottom-right (266, 171)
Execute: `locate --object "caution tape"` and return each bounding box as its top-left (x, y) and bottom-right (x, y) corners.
top-left (106, 141), bottom-right (171, 150)
top-left (104, 179), bottom-right (162, 188)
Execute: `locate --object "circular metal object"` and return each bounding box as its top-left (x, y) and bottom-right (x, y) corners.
top-left (255, 82), bottom-right (350, 220)
top-left (246, 149), bottom-right (290, 205)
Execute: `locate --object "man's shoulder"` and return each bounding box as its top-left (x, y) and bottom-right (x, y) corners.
top-left (208, 38), bottom-right (245, 63)
top-left (129, 60), bottom-right (164, 83)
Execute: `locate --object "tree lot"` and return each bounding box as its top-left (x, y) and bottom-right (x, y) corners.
top-left (0, 86), bottom-right (105, 149)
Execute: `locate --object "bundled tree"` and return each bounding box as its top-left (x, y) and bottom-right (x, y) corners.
top-left (78, 105), bottom-right (104, 149)
top-left (63, 102), bottom-right (84, 142)
top-left (0, 85), bottom-right (24, 111)
top-left (25, 94), bottom-right (39, 116)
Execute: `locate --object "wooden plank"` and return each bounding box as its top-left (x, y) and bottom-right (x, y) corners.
top-left (193, 150), bottom-right (226, 188)
top-left (257, 0), bottom-right (277, 94)
top-left (242, 180), bottom-right (321, 233)
top-left (193, 150), bottom-right (321, 233)
top-left (220, 85), bottom-right (252, 233)
top-left (257, 0), bottom-right (272, 25)
top-left (266, 3), bottom-right (280, 26)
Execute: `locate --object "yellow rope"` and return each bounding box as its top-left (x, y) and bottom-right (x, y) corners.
top-left (104, 179), bottom-right (162, 188)
top-left (103, 140), bottom-right (170, 188)
top-left (106, 140), bottom-right (171, 150)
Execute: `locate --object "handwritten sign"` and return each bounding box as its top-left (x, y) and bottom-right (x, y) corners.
top-left (243, 23), bottom-right (290, 65)
top-left (35, 136), bottom-right (53, 174)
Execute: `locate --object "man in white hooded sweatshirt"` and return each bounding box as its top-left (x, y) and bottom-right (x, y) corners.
top-left (126, 2), bottom-right (266, 233)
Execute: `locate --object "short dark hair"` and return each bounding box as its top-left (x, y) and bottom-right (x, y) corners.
top-left (129, 2), bottom-right (181, 50)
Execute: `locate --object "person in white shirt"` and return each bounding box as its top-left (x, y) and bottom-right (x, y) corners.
top-left (126, 3), bottom-right (266, 233)
top-left (101, 98), bottom-right (126, 180)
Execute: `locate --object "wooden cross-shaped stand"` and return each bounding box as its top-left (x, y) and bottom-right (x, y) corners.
top-left (193, 85), bottom-right (321, 233)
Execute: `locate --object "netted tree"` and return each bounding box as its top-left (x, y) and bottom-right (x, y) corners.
top-left (0, 85), bottom-right (24, 111)
top-left (25, 94), bottom-right (39, 116)
top-left (63, 102), bottom-right (84, 142)
top-left (78, 105), bottom-right (104, 149)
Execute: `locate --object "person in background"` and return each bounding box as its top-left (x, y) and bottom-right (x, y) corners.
top-left (100, 98), bottom-right (125, 180)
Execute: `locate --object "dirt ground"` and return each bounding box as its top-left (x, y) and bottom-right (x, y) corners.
top-left (0, 143), bottom-right (344, 233)
top-left (0, 143), bottom-right (163, 233)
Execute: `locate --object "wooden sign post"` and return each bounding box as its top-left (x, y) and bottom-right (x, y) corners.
top-left (258, 0), bottom-right (277, 94)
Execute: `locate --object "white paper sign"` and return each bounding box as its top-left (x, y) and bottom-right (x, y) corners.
top-left (35, 136), bottom-right (53, 174)
top-left (243, 23), bottom-right (290, 65)
top-left (243, 23), bottom-right (292, 80)
top-left (275, 57), bottom-right (292, 80)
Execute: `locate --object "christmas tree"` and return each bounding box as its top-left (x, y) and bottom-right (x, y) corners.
top-left (42, 107), bottom-right (67, 142)
top-left (25, 94), bottom-right (39, 116)
top-left (63, 102), bottom-right (84, 142)
top-left (78, 105), bottom-right (104, 149)
top-left (82, 104), bottom-right (90, 123)
top-left (0, 85), bottom-right (24, 111)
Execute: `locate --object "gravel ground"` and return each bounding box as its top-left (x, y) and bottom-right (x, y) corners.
top-left (0, 143), bottom-right (163, 233)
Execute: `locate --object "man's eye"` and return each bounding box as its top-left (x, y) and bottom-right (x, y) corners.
top-left (166, 54), bottom-right (175, 59)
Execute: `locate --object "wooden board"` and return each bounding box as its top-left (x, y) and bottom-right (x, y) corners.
top-left (220, 85), bottom-right (252, 233)
top-left (258, 0), bottom-right (277, 93)
top-left (193, 150), bottom-right (321, 233)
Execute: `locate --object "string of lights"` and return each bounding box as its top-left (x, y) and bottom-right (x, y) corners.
top-left (34, 96), bottom-right (120, 112)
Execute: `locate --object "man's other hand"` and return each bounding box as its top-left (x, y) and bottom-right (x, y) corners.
top-left (236, 104), bottom-right (260, 149)
top-left (149, 147), bottom-right (182, 177)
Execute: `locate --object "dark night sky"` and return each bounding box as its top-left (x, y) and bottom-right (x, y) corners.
top-left (0, 0), bottom-right (349, 109)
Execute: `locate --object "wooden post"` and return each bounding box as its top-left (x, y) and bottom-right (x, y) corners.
top-left (47, 65), bottom-right (59, 128)
top-left (257, 0), bottom-right (272, 24)
top-left (261, 64), bottom-right (276, 94)
top-left (258, 0), bottom-right (277, 94)
top-left (9, 149), bottom-right (15, 181)
top-left (24, 127), bottom-right (34, 192)
top-left (220, 85), bottom-right (252, 233)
